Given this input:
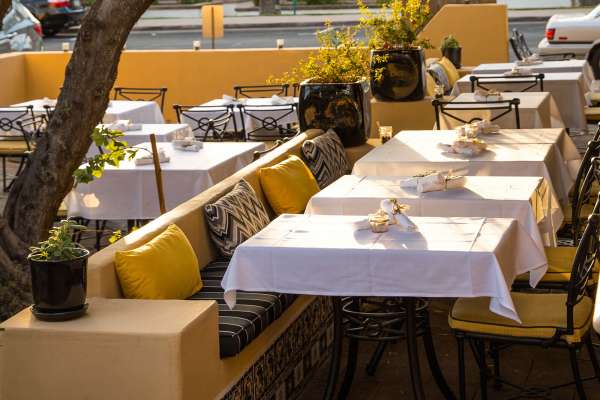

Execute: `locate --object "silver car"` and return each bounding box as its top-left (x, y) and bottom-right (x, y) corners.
top-left (0, 0), bottom-right (43, 53)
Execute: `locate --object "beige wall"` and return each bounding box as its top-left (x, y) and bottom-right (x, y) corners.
top-left (0, 53), bottom-right (26, 105)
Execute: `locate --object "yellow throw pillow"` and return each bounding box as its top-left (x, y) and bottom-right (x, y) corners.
top-left (259, 155), bottom-right (320, 214)
top-left (438, 57), bottom-right (460, 87)
top-left (115, 224), bottom-right (202, 299)
top-left (425, 72), bottom-right (436, 97)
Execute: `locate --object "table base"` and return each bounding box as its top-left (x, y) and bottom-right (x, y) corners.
top-left (323, 297), bottom-right (456, 400)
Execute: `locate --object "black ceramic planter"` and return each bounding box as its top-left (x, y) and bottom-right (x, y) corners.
top-left (442, 47), bottom-right (462, 69)
top-left (29, 249), bottom-right (89, 319)
top-left (370, 48), bottom-right (426, 102)
top-left (298, 79), bottom-right (371, 147)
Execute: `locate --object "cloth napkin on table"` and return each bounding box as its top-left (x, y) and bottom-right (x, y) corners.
top-left (222, 94), bottom-right (236, 105)
top-left (172, 138), bottom-right (203, 152)
top-left (108, 120), bottom-right (142, 132)
top-left (271, 95), bottom-right (288, 105)
top-left (503, 66), bottom-right (533, 76)
top-left (379, 199), bottom-right (418, 232)
top-left (419, 174), bottom-right (467, 193)
top-left (134, 148), bottom-right (170, 166)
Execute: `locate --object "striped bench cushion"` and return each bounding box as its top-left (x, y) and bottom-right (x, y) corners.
top-left (189, 261), bottom-right (297, 358)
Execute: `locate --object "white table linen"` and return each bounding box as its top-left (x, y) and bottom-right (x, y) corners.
top-left (352, 130), bottom-right (580, 204)
top-left (86, 124), bottom-right (191, 157)
top-left (452, 72), bottom-right (587, 131)
top-left (223, 214), bottom-right (548, 322)
top-left (183, 97), bottom-right (299, 136)
top-left (472, 60), bottom-right (594, 89)
top-left (12, 99), bottom-right (165, 124)
top-left (66, 141), bottom-right (265, 220)
top-left (440, 92), bottom-right (564, 130)
top-left (306, 175), bottom-right (563, 248)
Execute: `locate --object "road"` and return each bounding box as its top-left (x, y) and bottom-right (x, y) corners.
top-left (42, 21), bottom-right (546, 57)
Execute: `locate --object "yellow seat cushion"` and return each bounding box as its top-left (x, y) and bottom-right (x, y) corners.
top-left (425, 72), bottom-right (436, 97)
top-left (585, 107), bottom-right (600, 122)
top-left (561, 202), bottom-right (595, 224)
top-left (0, 139), bottom-right (29, 155)
top-left (516, 246), bottom-right (577, 283)
top-left (115, 224), bottom-right (202, 299)
top-left (438, 57), bottom-right (460, 87)
top-left (259, 154), bottom-right (320, 214)
top-left (449, 292), bottom-right (593, 344)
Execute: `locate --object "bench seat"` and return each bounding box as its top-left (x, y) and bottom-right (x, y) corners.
top-left (190, 261), bottom-right (297, 357)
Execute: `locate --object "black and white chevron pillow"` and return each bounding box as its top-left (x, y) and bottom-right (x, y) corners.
top-left (204, 180), bottom-right (271, 258)
top-left (302, 129), bottom-right (351, 189)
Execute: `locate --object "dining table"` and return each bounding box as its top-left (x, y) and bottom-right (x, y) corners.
top-left (452, 72), bottom-right (588, 131)
top-left (438, 92), bottom-right (564, 130)
top-left (222, 214), bottom-right (547, 400)
top-left (472, 60), bottom-right (594, 89)
top-left (12, 99), bottom-right (165, 124)
top-left (66, 141), bottom-right (265, 220)
top-left (352, 129), bottom-right (581, 205)
top-left (306, 175), bottom-right (563, 249)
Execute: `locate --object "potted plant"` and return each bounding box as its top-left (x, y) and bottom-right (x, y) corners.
top-left (28, 219), bottom-right (89, 321)
top-left (358, 0), bottom-right (433, 102)
top-left (441, 35), bottom-right (461, 68)
top-left (270, 23), bottom-right (373, 147)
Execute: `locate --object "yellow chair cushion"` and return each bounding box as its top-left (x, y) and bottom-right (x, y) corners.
top-left (259, 154), bottom-right (320, 214)
top-left (516, 246), bottom-right (577, 283)
top-left (561, 202), bottom-right (595, 224)
top-left (425, 72), bottom-right (436, 97)
top-left (585, 107), bottom-right (600, 122)
top-left (115, 224), bottom-right (202, 299)
top-left (0, 139), bottom-right (29, 155)
top-left (438, 57), bottom-right (460, 87)
top-left (449, 292), bottom-right (593, 344)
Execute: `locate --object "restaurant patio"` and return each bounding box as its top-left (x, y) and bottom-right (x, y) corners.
top-left (2, 1), bottom-right (600, 400)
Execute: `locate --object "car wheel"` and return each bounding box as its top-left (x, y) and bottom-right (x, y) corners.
top-left (42, 28), bottom-right (58, 37)
top-left (588, 43), bottom-right (600, 80)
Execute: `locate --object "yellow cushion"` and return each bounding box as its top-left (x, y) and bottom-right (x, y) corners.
top-left (0, 139), bottom-right (28, 155)
top-left (425, 73), bottom-right (436, 97)
top-left (115, 224), bottom-right (202, 299)
top-left (585, 107), bottom-right (600, 122)
top-left (438, 57), bottom-right (460, 87)
top-left (449, 292), bottom-right (593, 344)
top-left (561, 202), bottom-right (595, 224)
top-left (516, 246), bottom-right (577, 283)
top-left (259, 154), bottom-right (320, 214)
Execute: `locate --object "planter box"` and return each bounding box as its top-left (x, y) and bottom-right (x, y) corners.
top-left (370, 48), bottom-right (427, 102)
top-left (443, 47), bottom-right (462, 69)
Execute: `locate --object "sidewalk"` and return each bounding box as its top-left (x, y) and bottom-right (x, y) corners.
top-left (134, 4), bottom-right (593, 31)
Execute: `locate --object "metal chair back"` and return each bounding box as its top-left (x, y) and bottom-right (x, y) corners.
top-left (113, 87), bottom-right (168, 113)
top-left (237, 103), bottom-right (299, 141)
top-left (469, 74), bottom-right (545, 93)
top-left (0, 106), bottom-right (34, 140)
top-left (173, 104), bottom-right (240, 141)
top-left (432, 98), bottom-right (521, 129)
top-left (571, 157), bottom-right (600, 243)
top-left (233, 84), bottom-right (289, 99)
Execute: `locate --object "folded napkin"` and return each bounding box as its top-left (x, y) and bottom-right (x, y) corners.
top-left (173, 125), bottom-right (194, 140)
top-left (503, 66), bottom-right (532, 76)
top-left (419, 174), bottom-right (467, 193)
top-left (222, 94), bottom-right (236, 105)
top-left (396, 214), bottom-right (418, 232)
top-left (473, 89), bottom-right (502, 102)
top-left (271, 95), bottom-right (288, 105)
top-left (172, 138), bottom-right (203, 152)
top-left (438, 138), bottom-right (487, 157)
top-left (134, 148), bottom-right (170, 166)
top-left (41, 97), bottom-right (56, 107)
top-left (108, 120), bottom-right (143, 132)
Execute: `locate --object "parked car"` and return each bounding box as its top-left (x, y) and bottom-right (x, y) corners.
top-left (538, 5), bottom-right (600, 58)
top-left (20, 0), bottom-right (85, 36)
top-left (0, 0), bottom-right (43, 53)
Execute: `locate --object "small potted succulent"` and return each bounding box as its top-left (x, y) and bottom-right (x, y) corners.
top-left (441, 35), bottom-right (461, 68)
top-left (270, 22), bottom-right (372, 147)
top-left (28, 219), bottom-right (89, 321)
top-left (359, 0), bottom-right (433, 102)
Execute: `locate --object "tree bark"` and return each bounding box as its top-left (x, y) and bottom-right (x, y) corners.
top-left (0, 0), bottom-right (154, 319)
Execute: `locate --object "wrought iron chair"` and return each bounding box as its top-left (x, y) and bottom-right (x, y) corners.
top-left (510, 29), bottom-right (575, 61)
top-left (113, 87), bottom-right (168, 113)
top-left (0, 106), bottom-right (37, 192)
top-left (173, 104), bottom-right (242, 141)
top-left (469, 73), bottom-right (545, 93)
top-left (451, 213), bottom-right (600, 400)
top-left (237, 103), bottom-right (299, 141)
top-left (432, 98), bottom-right (521, 129)
top-left (233, 84), bottom-right (289, 99)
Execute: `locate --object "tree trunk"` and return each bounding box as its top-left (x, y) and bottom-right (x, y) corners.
top-left (0, 0), bottom-right (11, 29)
top-left (0, 0), bottom-right (154, 319)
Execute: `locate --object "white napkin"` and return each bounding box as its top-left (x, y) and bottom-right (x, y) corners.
top-left (473, 89), bottom-right (502, 102)
top-left (379, 199), bottom-right (396, 217)
top-left (504, 66), bottom-right (532, 76)
top-left (222, 94), bottom-right (236, 105)
top-left (108, 120), bottom-right (142, 132)
top-left (172, 138), bottom-right (203, 152)
top-left (399, 177), bottom-right (420, 188)
top-left (396, 214), bottom-right (418, 232)
top-left (271, 95), bottom-right (288, 105)
top-left (416, 173), bottom-right (444, 193)
top-left (516, 58), bottom-right (542, 66)
top-left (134, 148), bottom-right (170, 166)
top-left (419, 175), bottom-right (467, 193)
top-left (41, 97), bottom-right (56, 107)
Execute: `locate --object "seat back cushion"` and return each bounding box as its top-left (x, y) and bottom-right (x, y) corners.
top-left (425, 72), bottom-right (437, 97)
top-left (301, 129), bottom-right (351, 189)
top-left (438, 56), bottom-right (460, 87)
top-left (259, 155), bottom-right (320, 214)
top-left (114, 224), bottom-right (202, 299)
top-left (428, 62), bottom-right (451, 94)
top-left (204, 179), bottom-right (271, 259)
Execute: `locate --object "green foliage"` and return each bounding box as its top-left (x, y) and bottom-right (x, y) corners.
top-left (269, 22), bottom-right (375, 84)
top-left (441, 35), bottom-right (460, 50)
top-left (358, 0), bottom-right (432, 50)
top-left (73, 126), bottom-right (139, 185)
top-left (29, 220), bottom-right (87, 262)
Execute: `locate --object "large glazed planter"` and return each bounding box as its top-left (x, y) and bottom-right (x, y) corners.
top-left (370, 47), bottom-right (426, 102)
top-left (298, 79), bottom-right (371, 147)
top-left (443, 47), bottom-right (462, 69)
top-left (29, 249), bottom-right (89, 320)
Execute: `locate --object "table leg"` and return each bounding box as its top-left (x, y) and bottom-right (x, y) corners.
top-left (422, 310), bottom-right (456, 400)
top-left (338, 298), bottom-right (359, 400)
top-left (405, 298), bottom-right (426, 400)
top-left (324, 297), bottom-right (343, 400)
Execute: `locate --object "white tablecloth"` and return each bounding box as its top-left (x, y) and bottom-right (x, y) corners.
top-left (183, 97), bottom-right (298, 136)
top-left (12, 99), bottom-right (165, 124)
top-left (440, 92), bottom-right (564, 130)
top-left (352, 130), bottom-right (580, 204)
top-left (452, 72), bottom-right (587, 131)
top-left (223, 214), bottom-right (547, 322)
top-left (87, 124), bottom-right (191, 157)
top-left (66, 141), bottom-right (265, 220)
top-left (306, 175), bottom-right (563, 249)
top-left (472, 60), bottom-right (594, 89)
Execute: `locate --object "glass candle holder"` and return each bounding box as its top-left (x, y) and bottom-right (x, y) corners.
top-left (379, 126), bottom-right (393, 144)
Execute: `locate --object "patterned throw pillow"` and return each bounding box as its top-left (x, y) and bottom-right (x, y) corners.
top-left (428, 62), bottom-right (451, 94)
top-left (204, 180), bottom-right (270, 258)
top-left (301, 129), bottom-right (351, 189)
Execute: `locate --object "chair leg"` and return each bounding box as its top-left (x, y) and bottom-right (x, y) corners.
top-left (477, 340), bottom-right (488, 400)
top-left (584, 335), bottom-right (600, 382)
top-left (95, 220), bottom-right (107, 251)
top-left (569, 347), bottom-right (588, 400)
top-left (2, 157), bottom-right (6, 192)
top-left (456, 335), bottom-right (467, 400)
top-left (490, 342), bottom-right (502, 390)
top-left (366, 341), bottom-right (387, 376)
